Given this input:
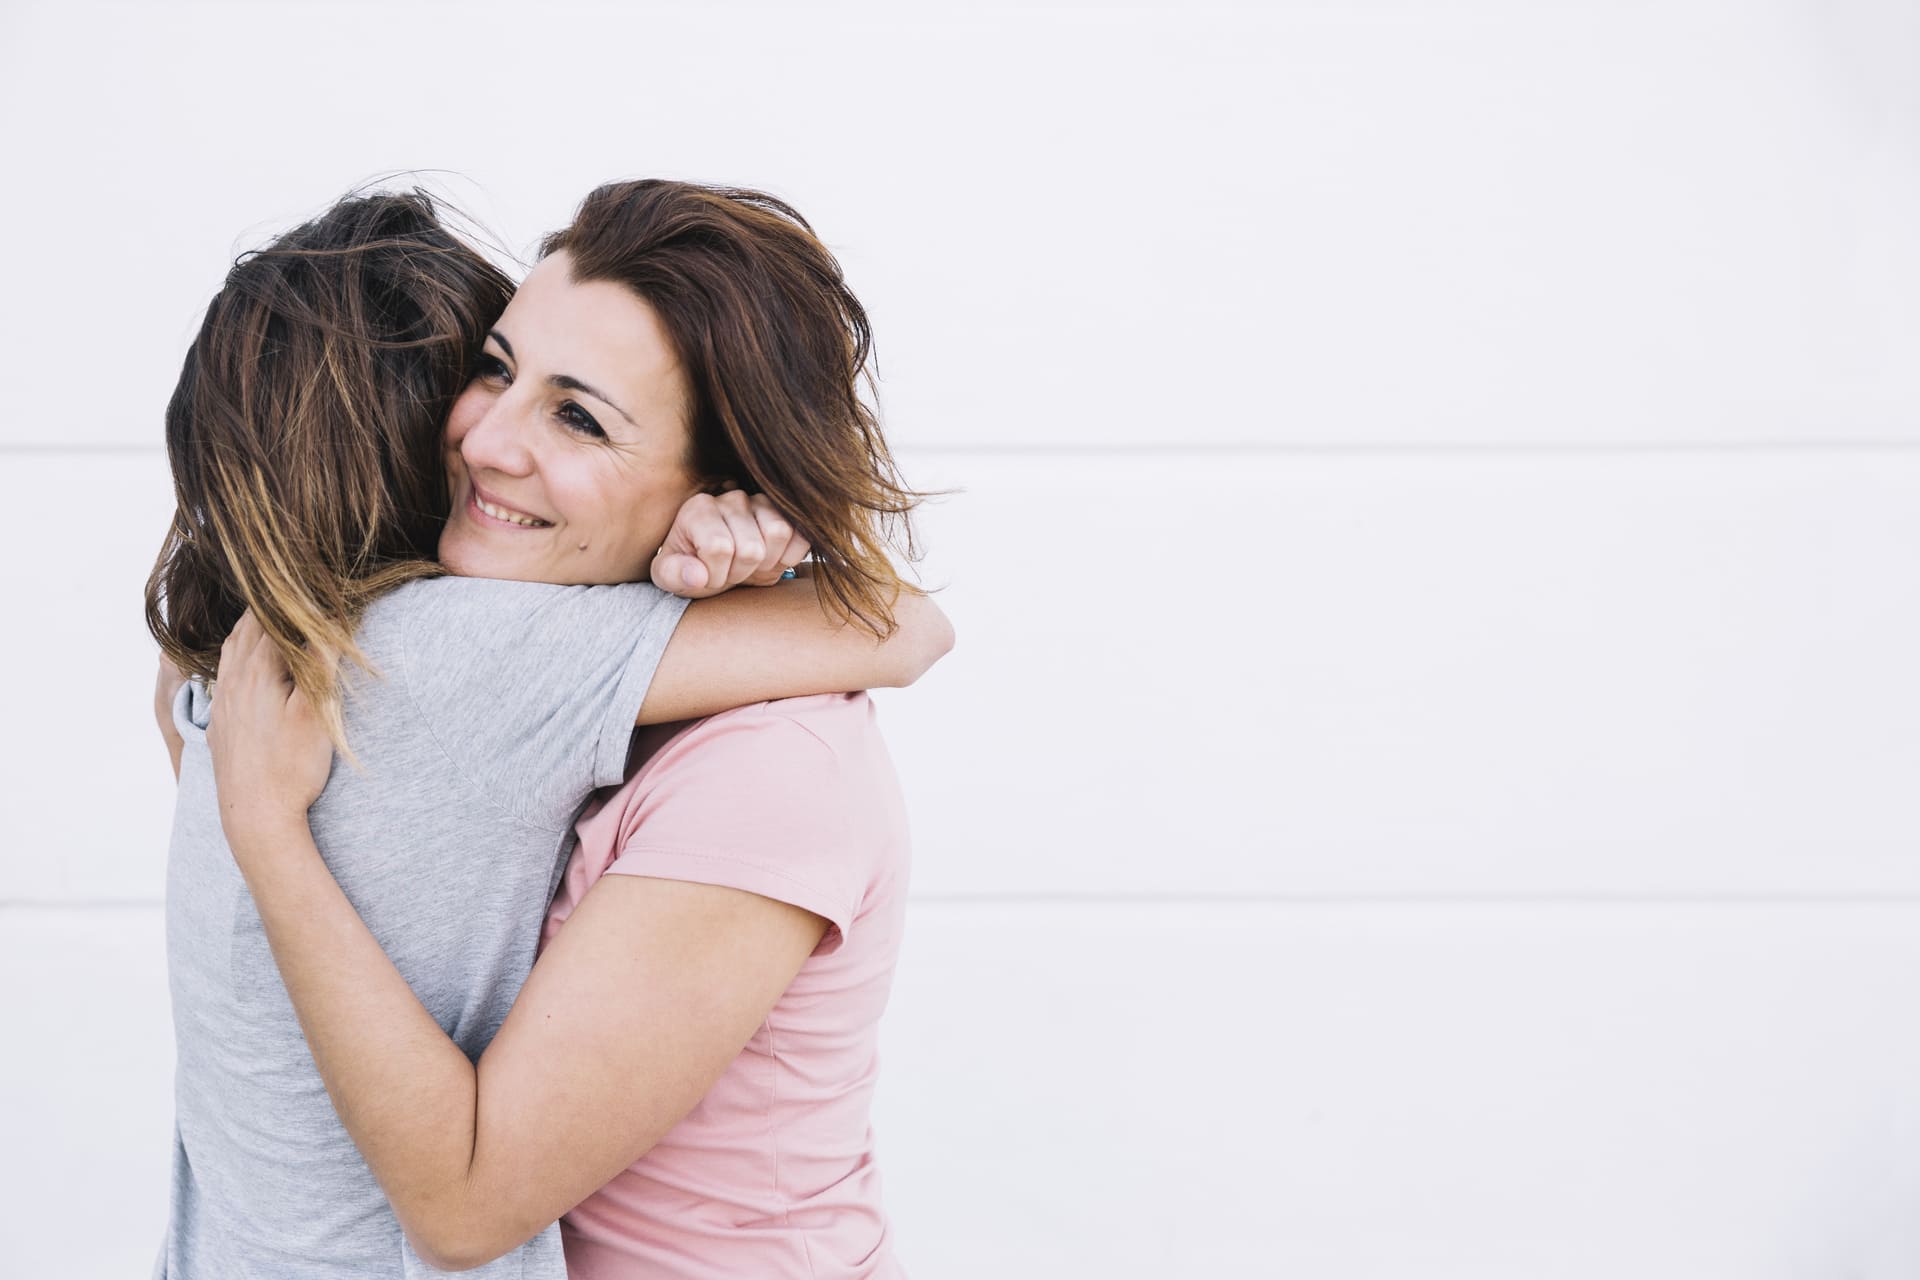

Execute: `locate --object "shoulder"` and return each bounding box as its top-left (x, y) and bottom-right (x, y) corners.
top-left (374, 576), bottom-right (681, 674)
top-left (720, 691), bottom-right (877, 744)
top-left (762, 691), bottom-right (877, 742)
top-left (660, 693), bottom-right (878, 769)
top-left (630, 696), bottom-right (897, 836)
top-left (365, 576), bottom-right (665, 627)
top-left (364, 576), bottom-right (686, 821)
top-left (595, 694), bottom-right (898, 938)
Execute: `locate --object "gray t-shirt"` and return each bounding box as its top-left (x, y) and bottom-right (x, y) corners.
top-left (157, 576), bottom-right (688, 1279)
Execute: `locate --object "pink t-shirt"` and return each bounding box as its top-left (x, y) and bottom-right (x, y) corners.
top-left (540, 692), bottom-right (910, 1280)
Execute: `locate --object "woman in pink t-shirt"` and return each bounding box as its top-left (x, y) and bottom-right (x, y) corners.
top-left (547, 692), bottom-right (910, 1277)
top-left (206, 180), bottom-right (934, 1277)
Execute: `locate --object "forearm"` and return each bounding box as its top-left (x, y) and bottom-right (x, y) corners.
top-left (224, 825), bottom-right (825, 1270)
top-left (642, 579), bottom-right (953, 723)
top-left (230, 824), bottom-right (489, 1252)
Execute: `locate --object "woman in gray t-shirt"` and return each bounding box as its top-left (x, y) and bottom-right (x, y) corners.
top-left (151, 187), bottom-right (947, 1279)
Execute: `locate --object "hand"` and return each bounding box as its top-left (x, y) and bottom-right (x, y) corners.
top-left (206, 610), bottom-right (335, 854)
top-left (650, 490), bottom-right (810, 598)
top-left (155, 653), bottom-right (189, 780)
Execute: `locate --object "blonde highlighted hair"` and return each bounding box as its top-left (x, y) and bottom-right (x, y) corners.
top-left (145, 191), bottom-right (514, 752)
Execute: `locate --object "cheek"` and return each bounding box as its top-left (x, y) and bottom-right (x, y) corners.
top-left (443, 386), bottom-right (487, 450)
top-left (573, 470), bottom-right (699, 560)
top-left (634, 471), bottom-right (705, 544)
top-left (541, 464), bottom-right (618, 540)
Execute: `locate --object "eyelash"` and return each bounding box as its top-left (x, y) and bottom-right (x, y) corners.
top-left (473, 352), bottom-right (606, 440)
top-left (557, 402), bottom-right (606, 439)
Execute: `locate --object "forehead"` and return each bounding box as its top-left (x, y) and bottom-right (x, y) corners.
top-left (499, 252), bottom-right (684, 398)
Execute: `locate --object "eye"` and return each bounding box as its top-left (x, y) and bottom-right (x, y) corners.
top-left (473, 353), bottom-right (511, 384)
top-left (557, 400), bottom-right (606, 440)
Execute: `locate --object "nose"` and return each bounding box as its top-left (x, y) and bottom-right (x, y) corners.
top-left (458, 390), bottom-right (537, 479)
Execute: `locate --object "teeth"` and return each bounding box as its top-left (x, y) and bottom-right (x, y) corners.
top-left (476, 496), bottom-right (546, 527)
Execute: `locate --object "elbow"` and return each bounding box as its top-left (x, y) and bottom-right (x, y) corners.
top-left (408, 1237), bottom-right (507, 1275)
top-left (402, 1212), bottom-right (524, 1274)
top-left (890, 595), bottom-right (955, 687)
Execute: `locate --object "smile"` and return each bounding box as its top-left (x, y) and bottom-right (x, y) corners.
top-left (468, 485), bottom-right (553, 529)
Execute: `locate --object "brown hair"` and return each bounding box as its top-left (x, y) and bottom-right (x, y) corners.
top-left (542, 180), bottom-right (930, 637)
top-left (145, 190), bottom-right (515, 751)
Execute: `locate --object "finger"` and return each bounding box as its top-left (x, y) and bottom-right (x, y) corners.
top-left (219, 613), bottom-right (252, 676)
top-left (711, 490), bottom-right (765, 589)
top-left (253, 636), bottom-right (294, 686)
top-left (652, 550), bottom-right (709, 594)
top-left (749, 526), bottom-right (811, 585)
top-left (233, 611), bottom-right (277, 687)
top-left (747, 493), bottom-right (795, 566)
top-left (743, 496), bottom-right (804, 586)
top-left (238, 610), bottom-right (274, 673)
top-left (656, 494), bottom-right (730, 597)
top-left (745, 555), bottom-right (806, 586)
top-left (742, 496), bottom-right (809, 586)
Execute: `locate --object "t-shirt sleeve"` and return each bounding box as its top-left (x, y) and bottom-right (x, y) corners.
top-left (395, 577), bottom-right (689, 830)
top-left (602, 710), bottom-right (864, 947)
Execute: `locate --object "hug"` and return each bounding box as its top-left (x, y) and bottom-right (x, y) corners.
top-left (147, 179), bottom-right (950, 1278)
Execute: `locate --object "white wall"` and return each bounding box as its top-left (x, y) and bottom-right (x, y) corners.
top-left (4, 1), bottom-right (1919, 1275)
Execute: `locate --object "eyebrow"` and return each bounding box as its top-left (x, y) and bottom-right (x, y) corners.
top-left (487, 329), bottom-right (638, 428)
top-left (551, 374), bottom-right (637, 428)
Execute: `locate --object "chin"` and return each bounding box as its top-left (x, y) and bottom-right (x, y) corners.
top-left (435, 530), bottom-right (490, 580)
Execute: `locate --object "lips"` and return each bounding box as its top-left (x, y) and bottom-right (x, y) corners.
top-left (466, 480), bottom-right (553, 529)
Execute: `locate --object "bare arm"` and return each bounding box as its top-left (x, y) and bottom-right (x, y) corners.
top-left (640, 577), bottom-right (953, 724)
top-left (227, 838), bottom-right (819, 1270)
top-left (207, 614), bottom-right (827, 1269)
top-left (635, 489), bottom-right (952, 725)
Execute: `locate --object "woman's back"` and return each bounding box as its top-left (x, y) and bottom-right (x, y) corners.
top-left (162, 577), bottom-right (684, 1279)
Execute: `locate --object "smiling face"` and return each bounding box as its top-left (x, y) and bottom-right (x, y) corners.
top-left (437, 251), bottom-right (704, 586)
